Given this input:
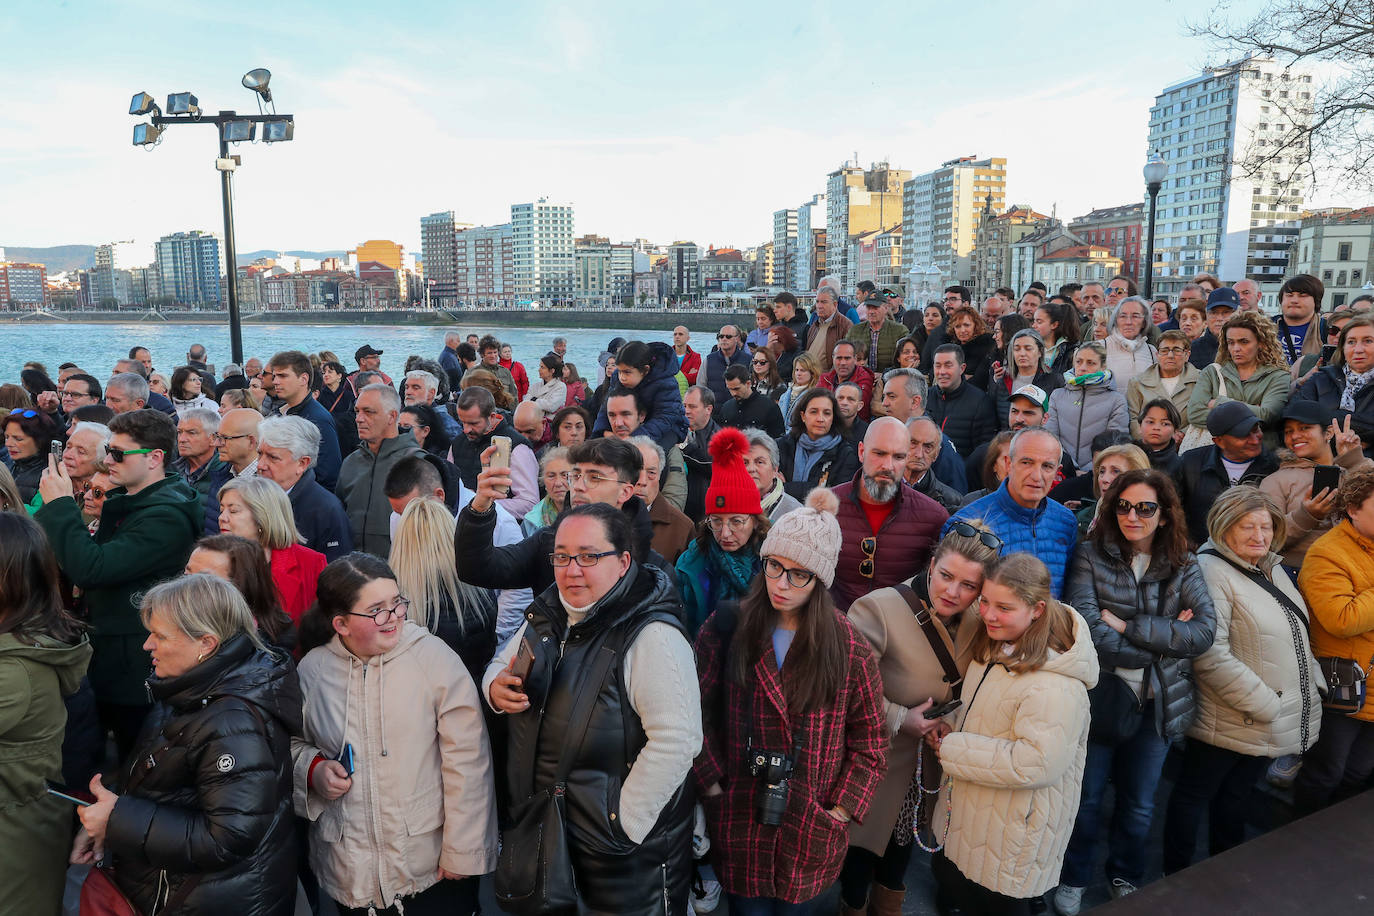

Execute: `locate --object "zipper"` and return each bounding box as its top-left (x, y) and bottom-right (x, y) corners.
top-left (360, 662), bottom-right (387, 902)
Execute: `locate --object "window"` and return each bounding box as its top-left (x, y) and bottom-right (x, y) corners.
top-left (1339, 242), bottom-right (1353, 261)
top-left (1323, 270), bottom-right (1334, 281)
top-left (1355, 270), bottom-right (1364, 285)
top-left (1335, 293), bottom-right (1349, 307)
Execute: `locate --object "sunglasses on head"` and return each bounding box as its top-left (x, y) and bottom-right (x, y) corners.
top-left (107, 446), bottom-right (155, 463)
top-left (947, 521), bottom-right (1004, 551)
top-left (8, 408), bottom-right (37, 418)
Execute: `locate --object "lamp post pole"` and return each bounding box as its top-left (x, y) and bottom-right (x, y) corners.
top-left (218, 119), bottom-right (243, 365)
top-left (1143, 151), bottom-right (1166, 300)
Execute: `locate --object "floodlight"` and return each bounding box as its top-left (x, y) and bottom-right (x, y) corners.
top-left (221, 120), bottom-right (256, 142)
top-left (133, 123), bottom-right (163, 146)
top-left (261, 118), bottom-right (294, 143)
top-left (129, 92), bottom-right (159, 116)
top-left (241, 68), bottom-right (273, 103)
top-left (167, 92), bottom-right (200, 116)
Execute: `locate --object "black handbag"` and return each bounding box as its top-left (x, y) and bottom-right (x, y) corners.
top-left (1317, 656), bottom-right (1370, 715)
top-left (494, 643), bottom-right (618, 915)
top-left (1087, 671), bottom-right (1145, 745)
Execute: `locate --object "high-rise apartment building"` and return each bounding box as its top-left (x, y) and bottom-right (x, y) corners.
top-left (420, 212), bottom-right (459, 307)
top-left (772, 209), bottom-right (798, 290)
top-left (91, 241), bottom-right (152, 306)
top-left (753, 242), bottom-right (775, 287)
top-left (902, 156), bottom-right (1007, 287)
top-left (826, 162), bottom-right (907, 291)
top-left (154, 231), bottom-right (222, 306)
top-left (667, 241), bottom-right (700, 296)
top-left (511, 199), bottom-right (575, 303)
top-left (574, 235), bottom-right (635, 306)
top-left (0, 261), bottom-right (48, 308)
top-left (795, 194), bottom-right (826, 291)
top-left (1145, 57), bottom-right (1313, 297)
top-left (452, 224), bottom-right (514, 305)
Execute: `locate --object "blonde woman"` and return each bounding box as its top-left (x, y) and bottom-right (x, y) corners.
top-left (389, 496), bottom-right (497, 685)
top-left (1187, 311), bottom-right (1291, 449)
top-left (217, 476), bottom-right (326, 628)
top-left (930, 553), bottom-right (1098, 912)
top-left (1073, 443), bottom-right (1151, 535)
top-left (778, 352), bottom-right (822, 428)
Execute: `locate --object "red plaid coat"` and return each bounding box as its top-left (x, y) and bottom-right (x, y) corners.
top-left (693, 608), bottom-right (887, 903)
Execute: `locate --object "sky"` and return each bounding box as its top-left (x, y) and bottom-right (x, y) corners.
top-left (0, 0), bottom-right (1303, 257)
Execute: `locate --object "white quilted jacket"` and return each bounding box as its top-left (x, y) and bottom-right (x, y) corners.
top-left (938, 610), bottom-right (1098, 899)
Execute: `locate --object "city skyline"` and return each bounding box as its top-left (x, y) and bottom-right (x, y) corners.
top-left (3, 0), bottom-right (1324, 256)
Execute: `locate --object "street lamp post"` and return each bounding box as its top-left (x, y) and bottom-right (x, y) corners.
top-left (127, 70), bottom-right (294, 365)
top-left (1143, 150), bottom-right (1167, 300)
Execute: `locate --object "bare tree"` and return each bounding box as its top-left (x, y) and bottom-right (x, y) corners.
top-left (1190, 0), bottom-right (1374, 191)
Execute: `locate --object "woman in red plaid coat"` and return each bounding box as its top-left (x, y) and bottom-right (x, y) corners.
top-left (694, 488), bottom-right (887, 913)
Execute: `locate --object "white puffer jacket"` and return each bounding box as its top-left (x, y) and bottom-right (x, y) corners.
top-left (1188, 541), bottom-right (1324, 758)
top-left (937, 610), bottom-right (1098, 899)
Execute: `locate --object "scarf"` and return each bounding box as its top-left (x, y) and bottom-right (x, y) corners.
top-left (706, 540), bottom-right (760, 602)
top-left (1109, 331), bottom-right (1146, 352)
top-left (1342, 364), bottom-right (1374, 412)
top-left (1065, 369), bottom-right (1110, 389)
top-left (760, 478), bottom-right (786, 515)
top-left (1043, 338), bottom-right (1065, 371)
top-left (793, 432), bottom-right (841, 482)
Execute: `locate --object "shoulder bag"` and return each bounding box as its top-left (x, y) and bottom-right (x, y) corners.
top-left (494, 643), bottom-right (619, 915)
top-left (1179, 364), bottom-right (1227, 454)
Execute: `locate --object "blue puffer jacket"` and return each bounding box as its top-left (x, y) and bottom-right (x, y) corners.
top-left (591, 340), bottom-right (689, 452)
top-left (944, 480), bottom-right (1079, 597)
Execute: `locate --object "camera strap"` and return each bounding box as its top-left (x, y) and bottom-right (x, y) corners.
top-left (743, 653), bottom-right (804, 767)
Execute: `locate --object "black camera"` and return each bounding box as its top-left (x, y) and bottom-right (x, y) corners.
top-left (749, 748), bottom-right (795, 826)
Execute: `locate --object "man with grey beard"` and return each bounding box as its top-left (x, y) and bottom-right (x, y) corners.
top-left (827, 416), bottom-right (949, 610)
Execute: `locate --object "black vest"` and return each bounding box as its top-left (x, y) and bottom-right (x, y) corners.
top-left (447, 416), bottom-right (531, 489)
top-left (505, 565), bottom-right (694, 914)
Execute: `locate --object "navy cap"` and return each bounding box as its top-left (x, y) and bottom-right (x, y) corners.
top-left (1206, 400), bottom-right (1261, 438)
top-left (1281, 400), bottom-right (1331, 427)
top-left (1206, 288), bottom-right (1240, 311)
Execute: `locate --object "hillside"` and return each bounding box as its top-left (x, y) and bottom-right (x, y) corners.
top-left (1, 245), bottom-right (96, 273)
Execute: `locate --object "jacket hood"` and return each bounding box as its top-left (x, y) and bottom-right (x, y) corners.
top-left (1041, 605), bottom-right (1099, 688)
top-left (150, 632), bottom-right (303, 734)
top-left (643, 340), bottom-right (681, 385)
top-left (0, 632), bottom-right (91, 696)
top-left (104, 472), bottom-right (203, 529)
top-left (324, 616), bottom-right (429, 666)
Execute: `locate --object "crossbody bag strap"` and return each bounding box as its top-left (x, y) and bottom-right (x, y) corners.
top-left (894, 583), bottom-right (962, 688)
top-left (1198, 547), bottom-right (1308, 635)
top-left (1213, 363), bottom-right (1228, 400)
top-left (553, 644), bottom-right (618, 786)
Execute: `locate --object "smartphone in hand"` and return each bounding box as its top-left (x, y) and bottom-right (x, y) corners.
top-left (511, 636), bottom-right (536, 691)
top-left (45, 780), bottom-right (93, 807)
top-left (336, 743), bottom-right (355, 777)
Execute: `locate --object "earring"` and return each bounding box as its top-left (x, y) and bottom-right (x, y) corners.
top-left (197, 652), bottom-right (206, 662)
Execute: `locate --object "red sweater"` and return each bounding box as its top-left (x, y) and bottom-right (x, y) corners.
top-left (270, 543), bottom-right (327, 625)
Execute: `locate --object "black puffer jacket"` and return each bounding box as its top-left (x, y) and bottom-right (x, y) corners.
top-left (1065, 540), bottom-right (1217, 741)
top-left (104, 634), bottom-right (302, 916)
top-left (777, 435), bottom-right (860, 500)
top-left (926, 381), bottom-right (998, 458)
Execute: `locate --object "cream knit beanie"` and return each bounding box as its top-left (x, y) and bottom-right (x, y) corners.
top-left (759, 487), bottom-right (842, 587)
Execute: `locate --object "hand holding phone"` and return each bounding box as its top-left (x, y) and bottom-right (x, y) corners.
top-left (50, 440), bottom-right (65, 463)
top-left (490, 436), bottom-right (512, 496)
top-left (311, 758), bottom-right (353, 800)
top-left (46, 780), bottom-right (93, 807)
top-left (336, 742), bottom-right (355, 777)
top-left (926, 698), bottom-right (963, 720)
top-left (489, 642), bottom-right (534, 714)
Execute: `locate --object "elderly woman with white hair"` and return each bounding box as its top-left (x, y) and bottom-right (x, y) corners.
top-left (61, 420), bottom-right (110, 497)
top-left (70, 574), bottom-right (302, 916)
top-left (217, 476), bottom-right (327, 631)
top-left (1103, 297), bottom-right (1158, 391)
top-left (255, 416), bottom-right (353, 561)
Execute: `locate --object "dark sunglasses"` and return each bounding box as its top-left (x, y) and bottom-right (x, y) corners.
top-left (1115, 499), bottom-right (1160, 519)
top-left (859, 536), bottom-right (877, 578)
top-left (83, 484), bottom-right (108, 500)
top-left (946, 521), bottom-right (1004, 551)
top-left (107, 446), bottom-right (154, 463)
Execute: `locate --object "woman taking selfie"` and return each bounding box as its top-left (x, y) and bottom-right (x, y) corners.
top-left (1054, 470), bottom-right (1215, 912)
top-left (296, 554), bottom-right (497, 916)
top-left (930, 553), bottom-right (1098, 915)
top-left (695, 489), bottom-right (886, 915)
top-left (838, 521), bottom-right (1002, 915)
top-left (1293, 312), bottom-right (1374, 452)
top-left (73, 574), bottom-right (301, 916)
top-left (485, 503), bottom-right (700, 915)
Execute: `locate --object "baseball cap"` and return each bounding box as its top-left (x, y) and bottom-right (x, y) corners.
top-left (1206, 400), bottom-right (1261, 438)
top-left (1206, 288), bottom-right (1240, 312)
top-left (1281, 400), bottom-right (1334, 427)
top-left (354, 344), bottom-right (384, 361)
top-left (1009, 384), bottom-right (1049, 411)
top-left (881, 283), bottom-right (906, 299)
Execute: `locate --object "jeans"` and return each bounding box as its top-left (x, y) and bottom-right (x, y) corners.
top-left (333, 877), bottom-right (479, 916)
top-left (725, 894), bottom-right (818, 915)
top-left (838, 836), bottom-right (917, 907)
top-left (1293, 709), bottom-right (1374, 816)
top-left (1060, 718), bottom-right (1170, 886)
top-left (1161, 738), bottom-right (1269, 874)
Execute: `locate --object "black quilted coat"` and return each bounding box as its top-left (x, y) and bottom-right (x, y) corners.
top-left (104, 634), bottom-right (302, 916)
top-left (1064, 541), bottom-right (1217, 741)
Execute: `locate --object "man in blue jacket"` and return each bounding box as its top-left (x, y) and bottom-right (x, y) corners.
top-left (265, 350), bottom-right (342, 491)
top-left (943, 427), bottom-right (1078, 596)
top-left (255, 416), bottom-right (352, 561)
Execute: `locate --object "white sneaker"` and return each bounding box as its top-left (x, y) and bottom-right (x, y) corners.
top-left (692, 878), bottom-right (721, 913)
top-left (1053, 884), bottom-right (1085, 916)
top-left (1109, 877), bottom-right (1137, 899)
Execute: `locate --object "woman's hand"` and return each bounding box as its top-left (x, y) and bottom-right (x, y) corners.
top-left (70, 826), bottom-right (98, 865)
top-left (310, 760), bottom-right (353, 800)
top-left (826, 805), bottom-right (851, 824)
top-left (76, 775), bottom-right (118, 852)
top-left (1303, 486), bottom-right (1338, 519)
top-left (489, 658), bottom-right (530, 714)
top-left (899, 699), bottom-right (943, 738)
top-left (1100, 609), bottom-right (1127, 634)
top-left (1333, 415), bottom-right (1363, 458)
top-left (926, 722), bottom-right (952, 754)
top-left (1177, 608), bottom-right (1195, 623)
top-left (991, 361), bottom-right (1005, 383)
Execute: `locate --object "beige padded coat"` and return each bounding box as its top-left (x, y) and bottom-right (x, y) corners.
top-left (937, 610), bottom-right (1098, 900)
top-left (1259, 448), bottom-right (1374, 567)
top-left (846, 581), bottom-right (978, 854)
top-left (292, 623), bottom-right (498, 911)
top-left (1189, 541), bottom-right (1324, 757)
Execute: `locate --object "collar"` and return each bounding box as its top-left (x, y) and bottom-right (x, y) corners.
top-left (234, 457), bottom-right (259, 478)
top-left (992, 480), bottom-right (1045, 520)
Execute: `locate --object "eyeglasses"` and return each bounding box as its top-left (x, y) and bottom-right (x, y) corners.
top-left (1114, 499), bottom-right (1160, 519)
top-left (717, 333), bottom-right (736, 340)
top-left (82, 483), bottom-right (108, 500)
top-left (706, 515), bottom-right (754, 533)
top-left (859, 536), bottom-right (877, 578)
top-left (107, 446), bottom-right (155, 463)
top-left (210, 433), bottom-right (252, 444)
top-left (346, 597), bottom-right (409, 624)
top-left (398, 424), bottom-right (412, 434)
top-left (562, 470), bottom-right (620, 487)
top-left (60, 389), bottom-right (92, 400)
top-left (1157, 347), bottom-right (1189, 355)
top-left (549, 550), bottom-right (620, 567)
top-left (763, 557), bottom-right (816, 588)
top-left (947, 521), bottom-right (1004, 551)
top-left (8, 408), bottom-right (37, 418)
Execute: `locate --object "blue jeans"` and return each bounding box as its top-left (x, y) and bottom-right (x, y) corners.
top-left (726, 895), bottom-right (817, 915)
top-left (1060, 715), bottom-right (1170, 887)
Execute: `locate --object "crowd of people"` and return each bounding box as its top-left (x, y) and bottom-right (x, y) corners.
top-left (4, 271), bottom-right (1374, 916)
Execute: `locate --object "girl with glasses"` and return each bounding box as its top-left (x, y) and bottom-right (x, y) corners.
top-left (676, 429), bottom-right (770, 636)
top-left (296, 553), bottom-right (497, 916)
top-left (1053, 470), bottom-right (1216, 912)
top-left (695, 488), bottom-right (886, 916)
top-left (838, 521), bottom-right (1002, 915)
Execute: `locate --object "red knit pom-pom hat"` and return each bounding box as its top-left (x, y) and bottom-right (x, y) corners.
top-left (704, 427), bottom-right (763, 516)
